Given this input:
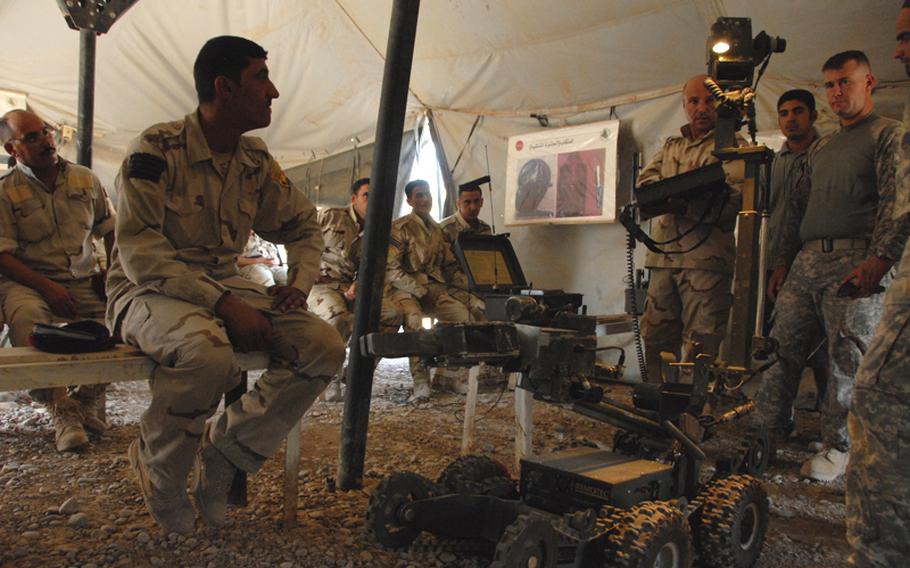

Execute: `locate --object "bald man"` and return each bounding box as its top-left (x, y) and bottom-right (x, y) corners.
top-left (0, 109), bottom-right (116, 452)
top-left (635, 74), bottom-right (744, 383)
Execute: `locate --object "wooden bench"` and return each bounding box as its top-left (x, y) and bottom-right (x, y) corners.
top-left (0, 345), bottom-right (305, 528)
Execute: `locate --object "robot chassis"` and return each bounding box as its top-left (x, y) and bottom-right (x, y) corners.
top-left (361, 308), bottom-right (771, 568)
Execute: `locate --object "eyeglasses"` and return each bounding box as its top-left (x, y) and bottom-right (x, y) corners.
top-left (9, 126), bottom-right (54, 145)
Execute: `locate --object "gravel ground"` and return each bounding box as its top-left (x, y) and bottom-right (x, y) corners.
top-left (0, 359), bottom-right (850, 567)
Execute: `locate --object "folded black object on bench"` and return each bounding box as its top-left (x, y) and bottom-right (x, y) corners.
top-left (29, 321), bottom-right (116, 354)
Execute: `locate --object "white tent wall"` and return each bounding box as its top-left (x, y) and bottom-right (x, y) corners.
top-left (0, 0), bottom-right (906, 378)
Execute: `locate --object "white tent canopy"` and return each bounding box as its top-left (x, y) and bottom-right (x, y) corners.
top-left (0, 0), bottom-right (904, 372)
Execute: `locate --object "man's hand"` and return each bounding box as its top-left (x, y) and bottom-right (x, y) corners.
top-left (839, 256), bottom-right (892, 299)
top-left (344, 281), bottom-right (357, 301)
top-left (214, 292), bottom-right (273, 352)
top-left (268, 285), bottom-right (308, 312)
top-left (39, 280), bottom-right (78, 319)
top-left (767, 266), bottom-right (789, 301)
top-left (262, 256), bottom-right (279, 267)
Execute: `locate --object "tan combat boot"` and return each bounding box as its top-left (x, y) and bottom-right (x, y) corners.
top-left (190, 425), bottom-right (238, 527)
top-left (128, 439), bottom-right (196, 534)
top-left (51, 398), bottom-right (89, 452)
top-left (71, 385), bottom-right (108, 435)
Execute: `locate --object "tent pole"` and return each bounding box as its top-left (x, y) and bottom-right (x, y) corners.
top-left (76, 29), bottom-right (96, 168)
top-left (337, 0), bottom-right (421, 491)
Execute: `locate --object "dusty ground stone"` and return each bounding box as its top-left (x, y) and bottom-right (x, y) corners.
top-left (0, 358), bottom-right (850, 567)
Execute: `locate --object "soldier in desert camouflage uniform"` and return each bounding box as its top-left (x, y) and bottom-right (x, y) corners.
top-left (387, 179), bottom-right (474, 400)
top-left (757, 50), bottom-right (904, 482)
top-left (310, 177), bottom-right (401, 401)
top-left (846, 8), bottom-right (910, 566)
top-left (107, 36), bottom-right (344, 533)
top-left (0, 109), bottom-right (116, 452)
top-left (237, 230), bottom-right (287, 287)
top-left (636, 74), bottom-right (745, 383)
top-left (439, 179), bottom-right (491, 321)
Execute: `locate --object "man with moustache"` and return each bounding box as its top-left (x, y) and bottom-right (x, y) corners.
top-left (758, 51), bottom-right (903, 482)
top-left (386, 179), bottom-right (473, 400)
top-left (635, 74), bottom-right (744, 383)
top-left (439, 179), bottom-right (490, 321)
top-left (0, 109), bottom-right (116, 452)
top-left (108, 36), bottom-right (344, 532)
top-left (846, 6), bottom-right (910, 565)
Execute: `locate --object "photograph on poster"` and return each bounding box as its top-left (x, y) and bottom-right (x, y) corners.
top-left (505, 119), bottom-right (618, 226)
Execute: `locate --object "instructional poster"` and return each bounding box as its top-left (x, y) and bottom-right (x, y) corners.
top-left (505, 120), bottom-right (619, 226)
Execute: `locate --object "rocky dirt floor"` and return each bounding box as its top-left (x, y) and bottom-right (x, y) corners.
top-left (0, 359), bottom-right (849, 568)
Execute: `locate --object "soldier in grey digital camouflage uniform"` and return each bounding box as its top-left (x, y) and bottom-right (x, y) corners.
top-left (0, 109), bottom-right (116, 452)
top-left (107, 36), bottom-right (345, 534)
top-left (310, 177), bottom-right (401, 401)
top-left (439, 179), bottom-right (491, 321)
top-left (757, 50), bottom-right (904, 482)
top-left (765, 89), bottom-right (828, 421)
top-left (387, 179), bottom-right (475, 400)
top-left (636, 74), bottom-right (745, 383)
top-left (846, 8), bottom-right (910, 565)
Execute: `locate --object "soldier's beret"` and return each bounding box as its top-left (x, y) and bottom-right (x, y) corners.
top-left (128, 153), bottom-right (167, 182)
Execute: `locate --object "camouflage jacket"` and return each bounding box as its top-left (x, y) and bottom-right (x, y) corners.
top-left (106, 111), bottom-right (322, 326)
top-left (387, 211), bottom-right (467, 297)
top-left (636, 126), bottom-right (745, 274)
top-left (317, 204), bottom-right (363, 287)
top-left (887, 91), bottom-right (910, 306)
top-left (773, 113), bottom-right (905, 269)
top-left (0, 158), bottom-right (115, 280)
top-left (439, 211), bottom-right (492, 247)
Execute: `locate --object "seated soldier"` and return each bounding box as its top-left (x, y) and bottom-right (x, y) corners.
top-left (439, 179), bottom-right (490, 321)
top-left (387, 179), bottom-right (475, 401)
top-left (237, 230), bottom-right (287, 287)
top-left (0, 109), bottom-right (116, 451)
top-left (108, 36), bottom-right (344, 533)
top-left (310, 177), bottom-right (402, 401)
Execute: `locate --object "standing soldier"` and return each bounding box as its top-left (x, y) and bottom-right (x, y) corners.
top-left (846, 6), bottom-right (910, 565)
top-left (108, 36), bottom-right (345, 533)
top-left (387, 179), bottom-right (473, 401)
top-left (310, 177), bottom-right (401, 401)
top-left (758, 50), bottom-right (903, 482)
top-left (636, 74), bottom-right (745, 383)
top-left (0, 109), bottom-right (115, 452)
top-left (764, 89), bottom-right (828, 426)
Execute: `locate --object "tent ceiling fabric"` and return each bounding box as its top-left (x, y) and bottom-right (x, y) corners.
top-left (0, 0), bottom-right (903, 187)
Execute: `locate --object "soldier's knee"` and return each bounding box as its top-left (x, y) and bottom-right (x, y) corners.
top-left (309, 321), bottom-right (346, 377)
top-left (6, 301), bottom-right (52, 345)
top-left (177, 333), bottom-right (236, 383)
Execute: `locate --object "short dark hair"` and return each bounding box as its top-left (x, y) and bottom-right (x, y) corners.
top-left (194, 36), bottom-right (268, 104)
top-left (777, 89), bottom-right (816, 114)
top-left (351, 177), bottom-right (370, 195)
top-left (822, 50), bottom-right (871, 72)
top-left (404, 179), bottom-right (429, 199)
top-left (458, 185), bottom-right (483, 198)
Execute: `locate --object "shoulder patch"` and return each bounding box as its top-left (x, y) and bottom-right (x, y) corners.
top-left (270, 161), bottom-right (291, 189)
top-left (128, 153), bottom-right (167, 182)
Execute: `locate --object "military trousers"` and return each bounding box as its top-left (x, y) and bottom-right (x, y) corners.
top-left (120, 277), bottom-right (345, 493)
top-left (238, 264), bottom-right (288, 288)
top-left (0, 278), bottom-right (108, 404)
top-left (640, 268), bottom-right (732, 383)
top-left (755, 249), bottom-right (885, 448)
top-left (846, 299), bottom-right (910, 568)
top-left (310, 282), bottom-right (402, 341)
top-left (388, 282), bottom-right (472, 387)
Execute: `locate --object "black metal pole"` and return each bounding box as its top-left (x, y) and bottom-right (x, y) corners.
top-left (76, 29), bottom-right (96, 167)
top-left (337, 0), bottom-right (421, 491)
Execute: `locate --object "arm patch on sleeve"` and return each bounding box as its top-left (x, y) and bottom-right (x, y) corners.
top-left (128, 153), bottom-right (166, 182)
